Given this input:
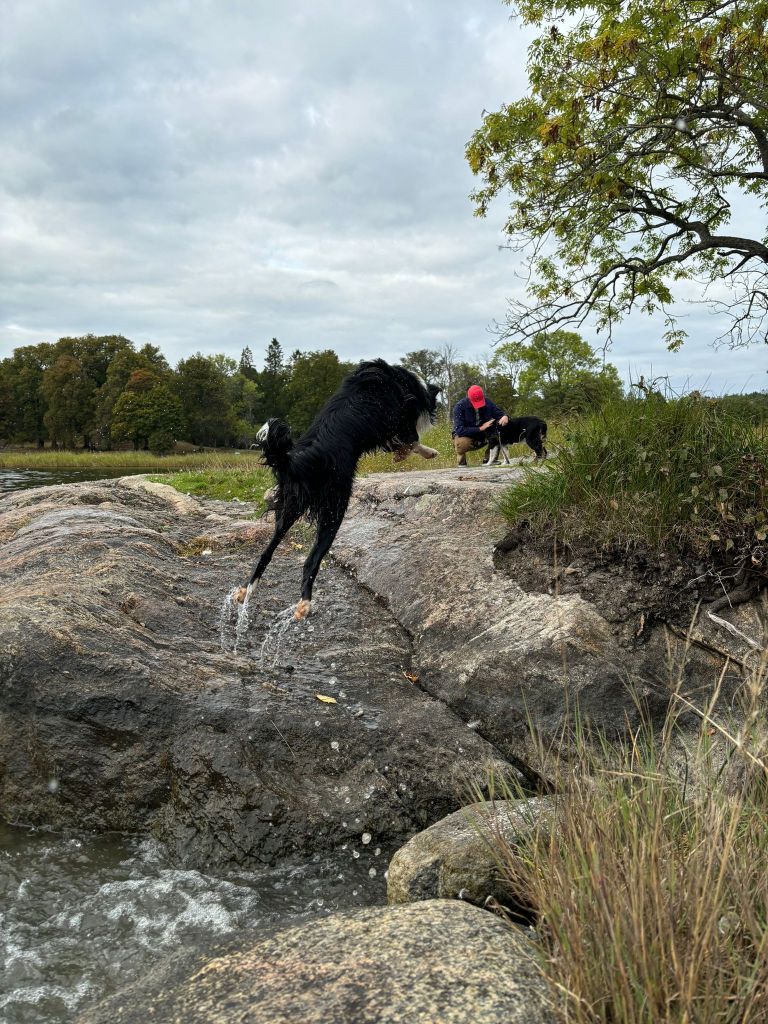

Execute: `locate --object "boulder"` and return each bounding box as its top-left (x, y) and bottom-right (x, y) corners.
top-left (387, 798), bottom-right (553, 910)
top-left (75, 900), bottom-right (556, 1024)
top-left (334, 467), bottom-right (752, 776)
top-left (0, 477), bottom-right (514, 867)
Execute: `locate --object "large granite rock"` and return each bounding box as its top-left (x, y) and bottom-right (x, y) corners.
top-left (0, 478), bottom-right (513, 867)
top-left (334, 467), bottom-right (755, 776)
top-left (75, 900), bottom-right (556, 1024)
top-left (387, 797), bottom-right (553, 910)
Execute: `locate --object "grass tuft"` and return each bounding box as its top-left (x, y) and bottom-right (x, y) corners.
top-left (499, 396), bottom-right (768, 567)
top-left (486, 643), bottom-right (768, 1022)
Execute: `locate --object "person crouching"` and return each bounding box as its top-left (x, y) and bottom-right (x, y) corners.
top-left (452, 385), bottom-right (509, 466)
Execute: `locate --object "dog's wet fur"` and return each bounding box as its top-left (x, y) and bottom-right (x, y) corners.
top-left (485, 416), bottom-right (548, 464)
top-left (239, 360), bottom-right (440, 619)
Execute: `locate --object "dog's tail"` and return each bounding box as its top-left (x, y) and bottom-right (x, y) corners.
top-left (254, 418), bottom-right (294, 473)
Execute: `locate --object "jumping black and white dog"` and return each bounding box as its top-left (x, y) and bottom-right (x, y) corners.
top-left (485, 415), bottom-right (548, 464)
top-left (234, 360), bottom-right (441, 620)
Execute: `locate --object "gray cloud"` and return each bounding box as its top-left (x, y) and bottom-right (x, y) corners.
top-left (1, 0), bottom-right (765, 392)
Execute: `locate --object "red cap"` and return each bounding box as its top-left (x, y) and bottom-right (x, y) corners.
top-left (467, 385), bottom-right (485, 409)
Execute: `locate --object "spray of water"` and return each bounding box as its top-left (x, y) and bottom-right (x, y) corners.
top-left (218, 589), bottom-right (239, 650)
top-left (218, 585), bottom-right (257, 653)
top-left (233, 586), bottom-right (255, 653)
top-left (259, 604), bottom-right (300, 665)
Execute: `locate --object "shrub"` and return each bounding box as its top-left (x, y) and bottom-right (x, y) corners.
top-left (498, 395), bottom-right (767, 580)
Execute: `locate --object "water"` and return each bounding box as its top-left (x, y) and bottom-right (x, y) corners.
top-left (0, 468), bottom-right (141, 496)
top-left (0, 821), bottom-right (385, 1024)
top-left (0, 468), bottom-right (389, 1022)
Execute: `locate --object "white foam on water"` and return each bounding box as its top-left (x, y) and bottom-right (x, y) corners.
top-left (0, 980), bottom-right (93, 1014)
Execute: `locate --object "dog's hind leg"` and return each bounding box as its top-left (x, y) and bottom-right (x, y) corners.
top-left (526, 429), bottom-right (545, 460)
top-left (234, 500), bottom-right (303, 603)
top-left (295, 502), bottom-right (348, 621)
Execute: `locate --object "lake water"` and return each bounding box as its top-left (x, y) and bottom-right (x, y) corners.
top-left (0, 468), bottom-right (138, 496)
top-left (0, 469), bottom-right (386, 1023)
top-left (0, 822), bottom-right (384, 1024)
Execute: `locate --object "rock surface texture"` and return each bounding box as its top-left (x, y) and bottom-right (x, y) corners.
top-left (75, 900), bottom-right (556, 1024)
top-left (333, 466), bottom-right (758, 776)
top-left (387, 797), bottom-right (553, 910)
top-left (0, 477), bottom-right (512, 867)
top-left (1, 468), bottom-right (759, 864)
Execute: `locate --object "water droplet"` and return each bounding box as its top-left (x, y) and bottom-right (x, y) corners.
top-left (352, 850), bottom-right (360, 859)
top-left (47, 778), bottom-right (59, 794)
top-left (368, 867), bottom-right (377, 878)
top-left (330, 741), bottom-right (339, 751)
top-left (361, 832), bottom-right (372, 845)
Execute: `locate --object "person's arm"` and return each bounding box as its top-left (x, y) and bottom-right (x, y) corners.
top-left (454, 402), bottom-right (482, 437)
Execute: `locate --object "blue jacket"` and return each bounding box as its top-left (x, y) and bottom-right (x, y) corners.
top-left (452, 397), bottom-right (506, 438)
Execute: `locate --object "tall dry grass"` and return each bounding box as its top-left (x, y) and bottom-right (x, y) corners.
top-left (491, 633), bottom-right (768, 1023)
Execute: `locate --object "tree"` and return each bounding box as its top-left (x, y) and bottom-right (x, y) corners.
top-left (176, 354), bottom-right (235, 446)
top-left (284, 350), bottom-right (356, 434)
top-left (259, 337), bottom-right (289, 420)
top-left (401, 349), bottom-right (446, 385)
top-left (0, 363), bottom-right (13, 440)
top-left (94, 343), bottom-right (170, 448)
top-left (111, 371), bottom-right (185, 453)
top-left (467, 0), bottom-right (768, 349)
top-left (515, 330), bottom-right (623, 413)
top-left (0, 343), bottom-right (55, 445)
top-left (41, 354), bottom-right (97, 447)
top-left (238, 346), bottom-right (258, 381)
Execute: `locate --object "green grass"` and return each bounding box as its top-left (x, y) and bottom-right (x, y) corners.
top-left (498, 396), bottom-right (768, 563)
top-left (148, 466), bottom-right (273, 508)
top-left (0, 449), bottom-right (265, 472)
top-left (486, 649), bottom-right (768, 1023)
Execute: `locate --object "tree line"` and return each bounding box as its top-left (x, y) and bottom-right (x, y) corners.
top-left (0, 330), bottom-right (627, 452)
top-left (5, 328), bottom-right (759, 453)
top-left (0, 335), bottom-right (359, 452)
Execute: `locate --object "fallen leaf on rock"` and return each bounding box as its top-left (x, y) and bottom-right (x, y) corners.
top-left (403, 671), bottom-right (419, 684)
top-left (315, 694), bottom-right (337, 704)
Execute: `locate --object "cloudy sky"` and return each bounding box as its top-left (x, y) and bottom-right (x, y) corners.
top-left (1, 0), bottom-right (765, 393)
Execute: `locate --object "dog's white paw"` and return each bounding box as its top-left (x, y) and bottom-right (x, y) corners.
top-left (233, 584), bottom-right (253, 605)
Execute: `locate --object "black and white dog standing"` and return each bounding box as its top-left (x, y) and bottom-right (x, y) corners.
top-left (234, 360), bottom-right (441, 620)
top-left (485, 415), bottom-right (548, 464)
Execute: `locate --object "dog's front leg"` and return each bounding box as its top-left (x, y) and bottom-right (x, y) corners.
top-left (411, 442), bottom-right (438, 459)
top-left (392, 442), bottom-right (437, 463)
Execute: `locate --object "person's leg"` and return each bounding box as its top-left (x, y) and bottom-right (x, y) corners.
top-left (453, 435), bottom-right (474, 466)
